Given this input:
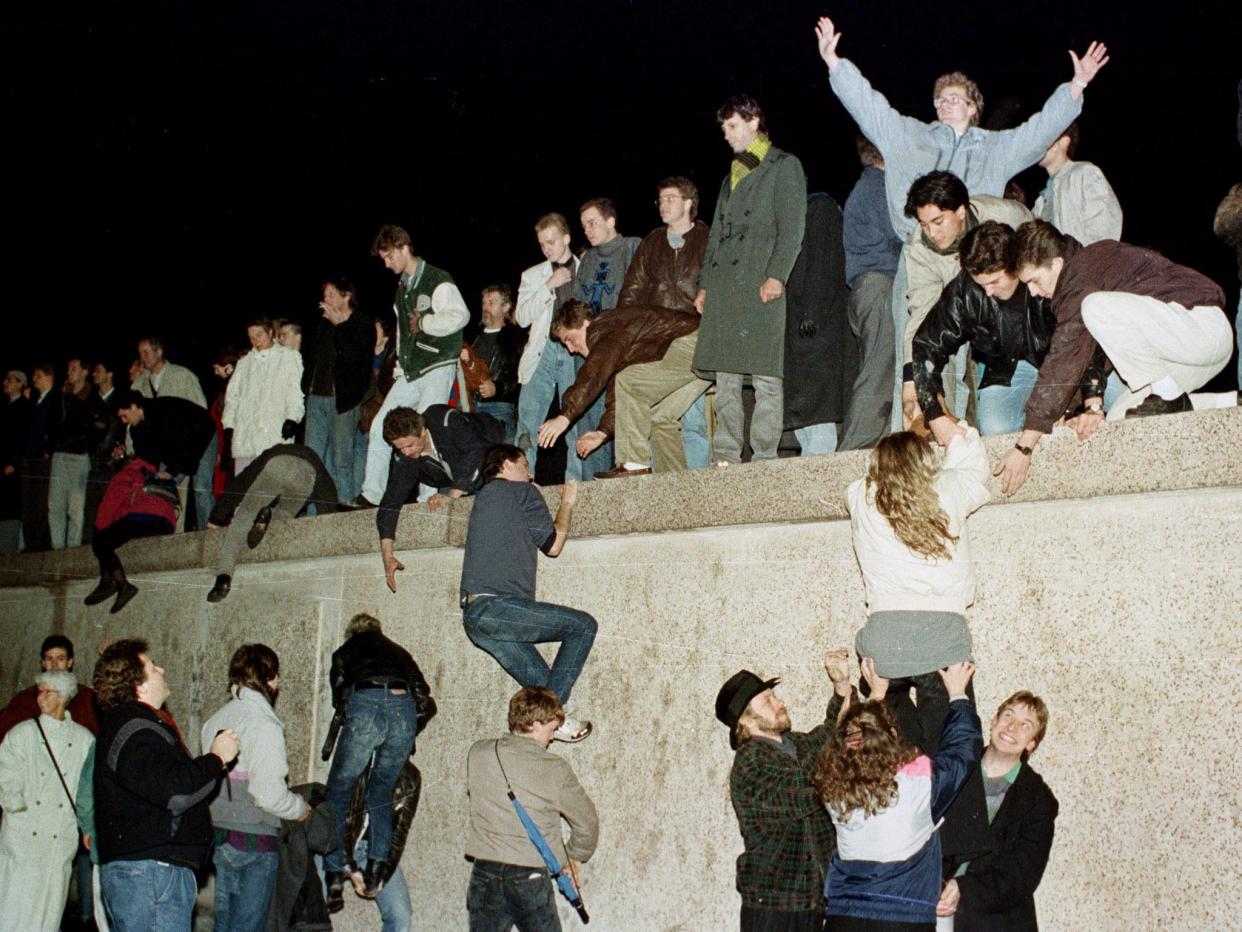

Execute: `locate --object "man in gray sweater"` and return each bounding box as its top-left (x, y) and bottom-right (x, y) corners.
top-left (465, 686), bottom-right (598, 932)
top-left (814, 15), bottom-right (1108, 429)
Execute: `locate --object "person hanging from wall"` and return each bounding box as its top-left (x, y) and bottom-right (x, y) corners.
top-left (321, 613), bottom-right (435, 907)
top-left (844, 421), bottom-right (990, 753)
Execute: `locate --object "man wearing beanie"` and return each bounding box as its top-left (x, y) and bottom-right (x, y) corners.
top-left (716, 650), bottom-right (852, 931)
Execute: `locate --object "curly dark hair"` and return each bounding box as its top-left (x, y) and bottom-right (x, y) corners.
top-left (94, 638), bottom-right (149, 710)
top-left (813, 700), bottom-right (920, 820)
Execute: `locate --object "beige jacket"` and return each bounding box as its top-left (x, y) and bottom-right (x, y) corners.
top-left (465, 732), bottom-right (598, 868)
top-left (1033, 159), bottom-right (1123, 246)
top-left (903, 195), bottom-right (1032, 365)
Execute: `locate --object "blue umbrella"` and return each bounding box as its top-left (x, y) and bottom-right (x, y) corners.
top-left (494, 741), bottom-right (589, 924)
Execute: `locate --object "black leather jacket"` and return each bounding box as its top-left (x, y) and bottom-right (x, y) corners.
top-left (469, 324), bottom-right (526, 405)
top-left (911, 270), bottom-right (1105, 422)
top-left (328, 629), bottom-right (436, 733)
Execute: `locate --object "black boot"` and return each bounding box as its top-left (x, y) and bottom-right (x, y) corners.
top-left (84, 575), bottom-right (119, 606)
top-left (207, 574), bottom-right (232, 603)
top-left (361, 858), bottom-right (387, 898)
top-left (1127, 392), bottom-right (1192, 418)
top-left (110, 573), bottom-right (138, 614)
top-left (324, 870), bottom-right (345, 913)
top-left (247, 506), bottom-right (273, 549)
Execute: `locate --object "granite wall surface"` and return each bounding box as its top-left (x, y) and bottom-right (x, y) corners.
top-left (2, 408), bottom-right (1240, 930)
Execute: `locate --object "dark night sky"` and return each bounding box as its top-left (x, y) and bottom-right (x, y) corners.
top-left (3, 1), bottom-right (1240, 387)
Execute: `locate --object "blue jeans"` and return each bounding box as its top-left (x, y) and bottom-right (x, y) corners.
top-left (977, 362), bottom-right (1126, 434)
top-left (571, 354), bottom-right (612, 480)
top-left (212, 843), bottom-right (278, 932)
top-left (475, 401), bottom-right (517, 444)
top-left (681, 393), bottom-right (710, 469)
top-left (977, 360), bottom-right (1041, 435)
top-left (306, 394), bottom-right (360, 506)
top-left (463, 596), bottom-right (597, 705)
top-left (467, 861), bottom-right (561, 932)
top-left (189, 431), bottom-right (219, 530)
top-left (101, 859), bottom-right (197, 932)
top-left (324, 689), bottom-right (418, 873)
top-left (794, 422), bottom-right (839, 456)
top-left (1236, 294), bottom-right (1241, 390)
top-left (515, 341), bottom-right (578, 476)
top-left (354, 838), bottom-right (412, 932)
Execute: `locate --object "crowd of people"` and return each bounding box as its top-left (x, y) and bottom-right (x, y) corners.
top-left (1, 16), bottom-right (1240, 932)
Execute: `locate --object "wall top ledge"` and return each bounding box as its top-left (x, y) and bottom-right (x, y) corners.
top-left (3, 407), bottom-right (1239, 589)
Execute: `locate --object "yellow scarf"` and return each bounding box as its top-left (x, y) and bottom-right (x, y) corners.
top-left (731, 135), bottom-right (771, 190)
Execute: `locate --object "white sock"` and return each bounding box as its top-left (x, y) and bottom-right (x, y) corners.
top-left (1149, 376), bottom-right (1182, 400)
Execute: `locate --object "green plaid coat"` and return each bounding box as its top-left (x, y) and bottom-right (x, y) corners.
top-left (729, 692), bottom-right (846, 911)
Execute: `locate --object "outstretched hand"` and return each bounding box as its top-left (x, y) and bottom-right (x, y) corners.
top-left (815, 17), bottom-right (843, 69)
top-left (1069, 41), bottom-right (1109, 87)
top-left (939, 660), bottom-right (976, 696)
top-left (384, 553), bottom-right (405, 593)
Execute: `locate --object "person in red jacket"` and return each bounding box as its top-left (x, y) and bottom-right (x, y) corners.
top-left (83, 457), bottom-right (177, 613)
top-left (0, 635), bottom-right (99, 743)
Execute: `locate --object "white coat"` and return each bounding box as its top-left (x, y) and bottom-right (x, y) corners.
top-left (0, 713), bottom-right (94, 932)
top-left (514, 255), bottom-right (579, 385)
top-left (222, 344), bottom-right (305, 458)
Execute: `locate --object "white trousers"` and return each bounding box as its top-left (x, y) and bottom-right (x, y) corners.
top-left (361, 364), bottom-right (456, 504)
top-left (1081, 292), bottom-right (1231, 398)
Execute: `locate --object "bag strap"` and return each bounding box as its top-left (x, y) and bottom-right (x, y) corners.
top-left (34, 716), bottom-right (78, 815)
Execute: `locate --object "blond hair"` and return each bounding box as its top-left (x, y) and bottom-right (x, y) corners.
top-left (933, 71), bottom-right (984, 126)
top-left (867, 432), bottom-right (957, 560)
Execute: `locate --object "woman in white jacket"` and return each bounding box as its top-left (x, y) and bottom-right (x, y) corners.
top-left (844, 421), bottom-right (990, 752)
top-left (201, 644), bottom-right (310, 932)
top-left (222, 318), bottom-right (305, 473)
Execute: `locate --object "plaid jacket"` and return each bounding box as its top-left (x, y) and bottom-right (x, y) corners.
top-left (729, 691), bottom-right (847, 912)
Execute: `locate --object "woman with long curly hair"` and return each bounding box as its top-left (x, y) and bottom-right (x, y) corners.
top-left (844, 421), bottom-right (989, 752)
top-left (813, 662), bottom-right (980, 930)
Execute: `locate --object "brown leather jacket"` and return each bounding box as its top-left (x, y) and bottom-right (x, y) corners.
top-left (559, 305), bottom-right (701, 437)
top-left (1024, 237), bottom-right (1227, 433)
top-left (617, 221), bottom-right (710, 313)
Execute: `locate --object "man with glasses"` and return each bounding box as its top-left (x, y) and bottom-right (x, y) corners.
top-left (814, 15), bottom-right (1108, 429)
top-left (616, 176), bottom-right (712, 470)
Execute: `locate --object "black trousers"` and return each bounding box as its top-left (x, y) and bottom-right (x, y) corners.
top-left (863, 672), bottom-right (977, 755)
top-left (92, 515), bottom-right (171, 575)
top-left (741, 905), bottom-right (825, 932)
top-left (20, 457), bottom-right (52, 552)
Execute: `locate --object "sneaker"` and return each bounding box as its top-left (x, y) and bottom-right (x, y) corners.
top-left (246, 506), bottom-right (273, 549)
top-left (84, 577), bottom-right (119, 606)
top-left (207, 574), bottom-right (231, 603)
top-left (553, 717), bottom-right (593, 743)
top-left (110, 583), bottom-right (139, 614)
top-left (1126, 392), bottom-right (1192, 418)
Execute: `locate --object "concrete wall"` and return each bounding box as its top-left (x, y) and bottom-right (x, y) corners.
top-left (3, 408), bottom-right (1242, 931)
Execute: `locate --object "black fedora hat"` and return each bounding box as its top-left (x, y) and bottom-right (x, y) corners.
top-left (716, 670), bottom-right (780, 748)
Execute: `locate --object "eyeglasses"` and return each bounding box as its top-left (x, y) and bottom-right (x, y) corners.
top-left (655, 195), bottom-right (688, 206)
top-left (933, 94), bottom-right (970, 109)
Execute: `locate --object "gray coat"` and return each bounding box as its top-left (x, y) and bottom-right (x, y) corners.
top-left (694, 145), bottom-right (808, 379)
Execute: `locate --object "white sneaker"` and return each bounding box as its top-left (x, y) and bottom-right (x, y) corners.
top-left (553, 717), bottom-right (592, 743)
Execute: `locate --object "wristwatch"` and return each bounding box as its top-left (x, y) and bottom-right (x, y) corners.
top-left (1014, 443), bottom-right (1033, 457)
top-left (1083, 401), bottom-right (1105, 415)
